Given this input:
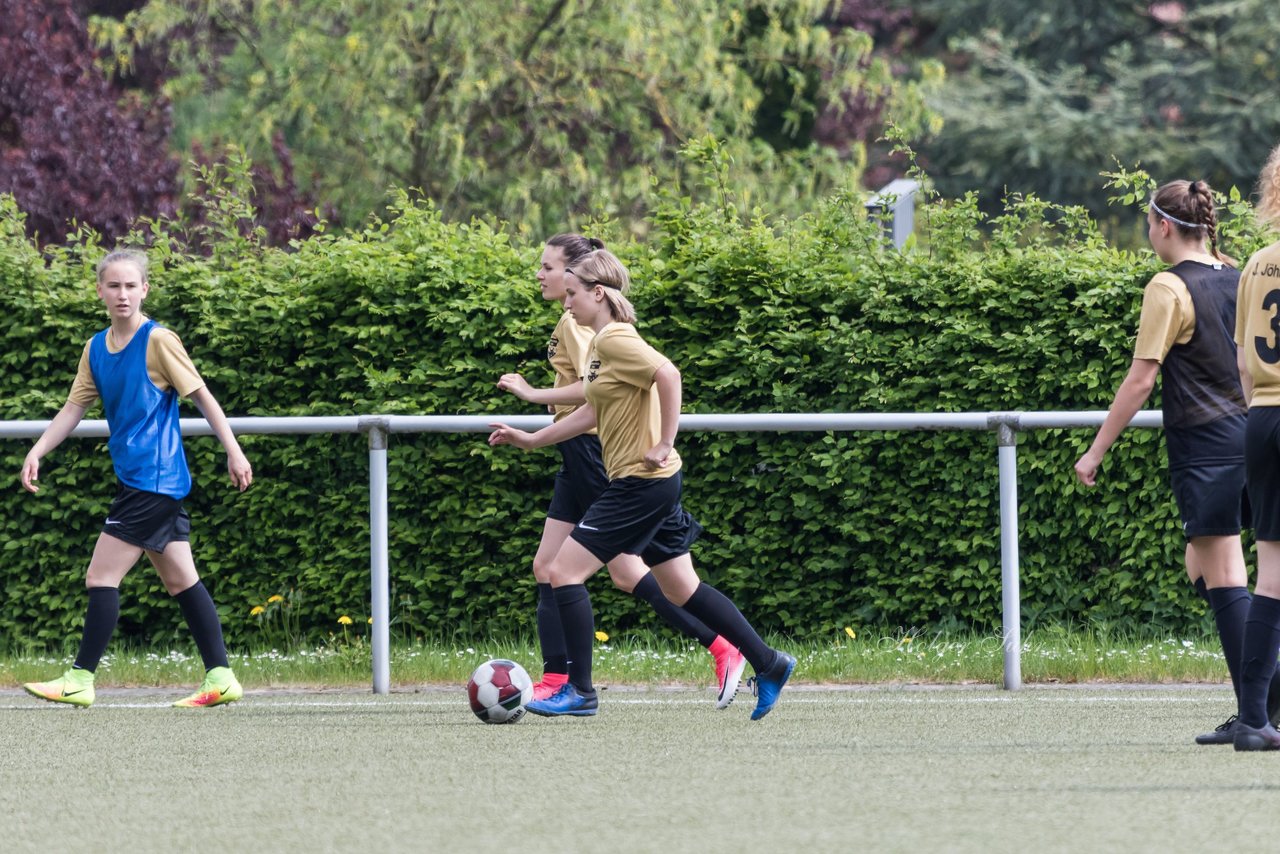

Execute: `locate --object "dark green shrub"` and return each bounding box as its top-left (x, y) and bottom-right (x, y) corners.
top-left (2, 185), bottom-right (1269, 648)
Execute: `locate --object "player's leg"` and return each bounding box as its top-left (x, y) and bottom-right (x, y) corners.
top-left (149, 540), bottom-right (242, 708)
top-left (1193, 535), bottom-right (1250, 732)
top-left (648, 553), bottom-right (794, 721)
top-left (605, 553), bottom-right (744, 706)
top-left (525, 538), bottom-right (605, 717)
top-left (530, 518), bottom-right (576, 699)
top-left (23, 532), bottom-right (142, 707)
top-left (1234, 542), bottom-right (1280, 749)
top-left (1172, 459), bottom-right (1271, 743)
top-left (1235, 407), bottom-right (1280, 749)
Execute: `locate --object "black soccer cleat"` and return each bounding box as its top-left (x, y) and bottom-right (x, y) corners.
top-left (1233, 722), bottom-right (1280, 752)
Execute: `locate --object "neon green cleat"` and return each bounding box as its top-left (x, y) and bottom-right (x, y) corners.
top-left (24, 668), bottom-right (95, 708)
top-left (173, 666), bottom-right (243, 708)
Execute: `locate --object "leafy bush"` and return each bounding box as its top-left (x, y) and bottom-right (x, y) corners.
top-left (1, 178), bottom-right (1270, 648)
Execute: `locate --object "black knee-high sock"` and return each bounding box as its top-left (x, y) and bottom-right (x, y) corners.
top-left (680, 583), bottom-right (774, 673)
top-left (631, 573), bottom-right (717, 647)
top-left (537, 583), bottom-right (569, 675)
top-left (72, 587), bottom-right (120, 673)
top-left (553, 584), bottom-right (595, 693)
top-left (1208, 586), bottom-right (1251, 703)
top-left (175, 580), bottom-right (229, 670)
top-left (1239, 594), bottom-right (1280, 728)
top-left (1193, 577), bottom-right (1210, 603)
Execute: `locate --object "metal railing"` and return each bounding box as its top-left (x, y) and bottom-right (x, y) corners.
top-left (0, 411), bottom-right (1159, 692)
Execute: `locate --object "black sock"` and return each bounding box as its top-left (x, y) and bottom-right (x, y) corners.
top-left (631, 573), bottom-right (717, 647)
top-left (1239, 594), bottom-right (1280, 727)
top-left (553, 584), bottom-right (595, 694)
top-left (72, 587), bottom-right (120, 673)
top-left (1270, 662), bottom-right (1280, 723)
top-left (1193, 577), bottom-right (1210, 603)
top-left (1207, 586), bottom-right (1251, 704)
top-left (680, 583), bottom-right (775, 673)
top-left (175, 580), bottom-right (230, 670)
top-left (537, 583), bottom-right (569, 675)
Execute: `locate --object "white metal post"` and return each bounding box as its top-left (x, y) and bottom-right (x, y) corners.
top-left (367, 421), bottom-right (391, 695)
top-left (996, 420), bottom-right (1022, 690)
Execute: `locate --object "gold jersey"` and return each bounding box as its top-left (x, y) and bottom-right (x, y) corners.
top-left (1132, 271), bottom-right (1196, 363)
top-left (584, 322), bottom-right (681, 481)
top-left (67, 323), bottom-right (204, 409)
top-left (547, 309), bottom-right (596, 423)
top-left (1236, 242), bottom-right (1280, 407)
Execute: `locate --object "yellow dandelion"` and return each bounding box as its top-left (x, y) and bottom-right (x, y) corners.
top-left (267, 595), bottom-right (284, 604)
top-left (367, 617), bottom-right (373, 624)
top-left (338, 615), bottom-right (353, 625)
top-left (844, 627), bottom-right (856, 640)
top-left (250, 605), bottom-right (265, 616)
top-left (594, 631), bottom-right (610, 642)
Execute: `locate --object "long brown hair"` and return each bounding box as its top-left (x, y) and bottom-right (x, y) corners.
top-left (546, 233), bottom-right (605, 267)
top-left (1151, 179), bottom-right (1233, 265)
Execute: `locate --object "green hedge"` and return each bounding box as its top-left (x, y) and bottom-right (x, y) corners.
top-left (0, 187), bottom-right (1271, 649)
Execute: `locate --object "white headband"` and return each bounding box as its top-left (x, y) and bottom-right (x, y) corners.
top-left (1150, 199), bottom-right (1206, 230)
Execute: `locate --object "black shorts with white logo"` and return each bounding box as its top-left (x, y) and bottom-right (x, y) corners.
top-left (546, 433), bottom-right (610, 524)
top-left (101, 484), bottom-right (191, 553)
top-left (1246, 406), bottom-right (1280, 540)
top-left (1168, 461), bottom-right (1246, 538)
top-left (570, 471), bottom-right (703, 567)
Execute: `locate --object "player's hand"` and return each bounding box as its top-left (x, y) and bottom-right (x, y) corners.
top-left (1073, 451), bottom-right (1100, 487)
top-left (488, 423), bottom-right (533, 450)
top-left (19, 453), bottom-right (40, 493)
top-left (643, 441), bottom-right (674, 471)
top-left (497, 373), bottom-right (534, 401)
top-left (227, 450), bottom-right (253, 492)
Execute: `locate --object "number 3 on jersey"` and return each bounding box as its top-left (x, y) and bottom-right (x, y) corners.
top-left (1257, 289), bottom-right (1280, 365)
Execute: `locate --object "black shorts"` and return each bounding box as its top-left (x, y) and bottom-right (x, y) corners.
top-left (1246, 407), bottom-right (1280, 540)
top-left (570, 472), bottom-right (703, 567)
top-left (1168, 461), bottom-right (1246, 538)
top-left (546, 434), bottom-right (610, 524)
top-left (102, 484), bottom-right (191, 553)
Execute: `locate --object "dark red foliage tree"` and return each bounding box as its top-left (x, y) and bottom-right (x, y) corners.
top-left (0, 0), bottom-right (179, 244)
top-left (184, 134), bottom-right (330, 249)
top-left (815, 0), bottom-right (920, 189)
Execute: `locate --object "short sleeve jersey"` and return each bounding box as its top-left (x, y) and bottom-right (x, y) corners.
top-left (66, 323), bottom-right (205, 408)
top-left (547, 309), bottom-right (597, 423)
top-left (1132, 272), bottom-right (1195, 363)
top-left (1235, 242), bottom-right (1280, 407)
top-left (583, 322), bottom-right (681, 481)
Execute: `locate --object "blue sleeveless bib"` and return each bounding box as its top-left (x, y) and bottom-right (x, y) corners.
top-left (88, 319), bottom-right (192, 499)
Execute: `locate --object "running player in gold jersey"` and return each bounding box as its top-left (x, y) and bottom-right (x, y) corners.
top-left (496, 234), bottom-right (744, 707)
top-left (489, 248), bottom-right (794, 720)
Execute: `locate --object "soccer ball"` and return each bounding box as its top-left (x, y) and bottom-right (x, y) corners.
top-left (466, 659), bottom-right (533, 724)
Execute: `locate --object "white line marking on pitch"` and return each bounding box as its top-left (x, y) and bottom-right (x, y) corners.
top-left (0, 694), bottom-right (1229, 711)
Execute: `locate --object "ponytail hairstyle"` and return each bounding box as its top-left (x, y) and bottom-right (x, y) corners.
top-left (1150, 179), bottom-right (1234, 266)
top-left (1256, 142), bottom-right (1280, 230)
top-left (546, 233), bottom-right (606, 268)
top-left (96, 247), bottom-right (150, 282)
top-left (567, 248), bottom-right (636, 324)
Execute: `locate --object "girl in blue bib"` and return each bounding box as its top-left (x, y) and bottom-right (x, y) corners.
top-left (20, 249), bottom-right (253, 709)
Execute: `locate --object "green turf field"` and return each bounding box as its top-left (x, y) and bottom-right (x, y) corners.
top-left (3, 683), bottom-right (1280, 852)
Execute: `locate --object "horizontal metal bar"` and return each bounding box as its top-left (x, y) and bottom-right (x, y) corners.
top-left (0, 410), bottom-right (1167, 440)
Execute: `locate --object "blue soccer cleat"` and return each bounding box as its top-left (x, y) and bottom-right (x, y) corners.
top-left (525, 682), bottom-right (599, 717)
top-left (748, 651), bottom-right (796, 721)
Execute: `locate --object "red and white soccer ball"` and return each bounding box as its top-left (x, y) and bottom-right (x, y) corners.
top-left (466, 659), bottom-right (534, 724)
